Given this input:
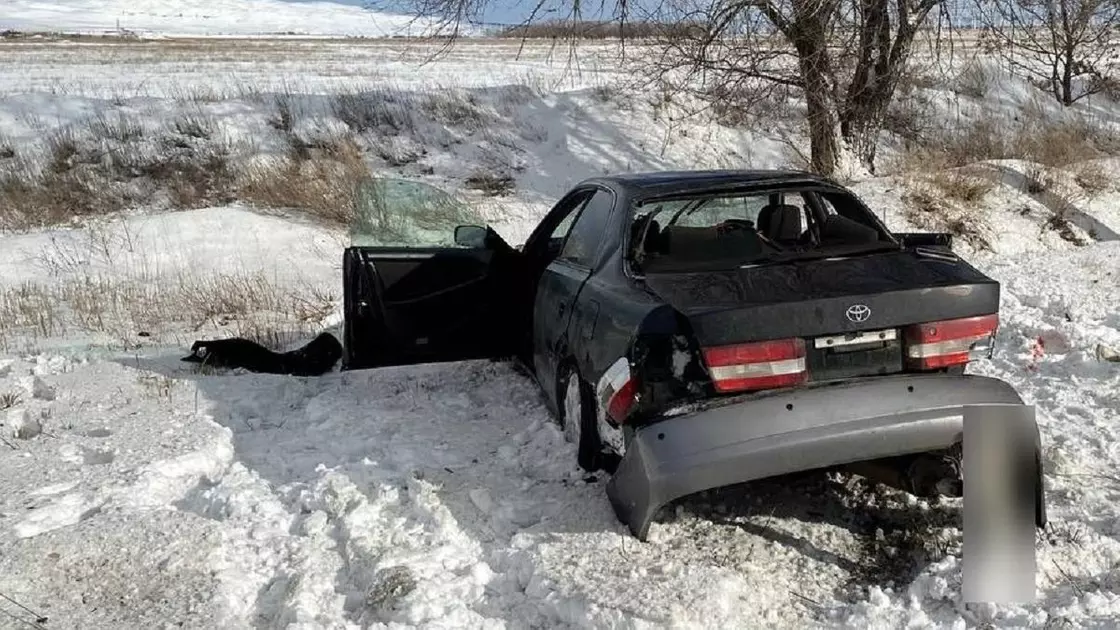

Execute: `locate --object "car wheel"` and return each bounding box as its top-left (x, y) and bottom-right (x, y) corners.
top-left (559, 365), bottom-right (603, 472)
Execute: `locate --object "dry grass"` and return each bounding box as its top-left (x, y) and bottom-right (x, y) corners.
top-left (1073, 162), bottom-right (1113, 195)
top-left (1024, 164), bottom-right (1055, 194)
top-left (1045, 211), bottom-right (1088, 245)
top-left (887, 104), bottom-right (1120, 177)
top-left (171, 111), bottom-right (216, 139)
top-left (87, 111), bottom-right (144, 143)
top-left (0, 85), bottom-right (507, 230)
top-left (0, 392), bottom-right (20, 409)
top-left (464, 171), bottom-right (515, 196)
top-left (952, 60), bottom-right (993, 99)
top-left (237, 136), bottom-right (366, 225)
top-left (0, 113), bottom-right (240, 229)
top-left (0, 268), bottom-right (335, 351)
top-left (926, 169), bottom-right (995, 204)
top-left (421, 90), bottom-right (491, 130)
top-left (902, 182), bottom-right (992, 251)
top-left (332, 89), bottom-right (417, 135)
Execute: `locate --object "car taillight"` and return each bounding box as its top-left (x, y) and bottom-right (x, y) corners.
top-left (597, 357), bottom-right (638, 424)
top-left (904, 314), bottom-right (998, 370)
top-left (702, 338), bottom-right (807, 393)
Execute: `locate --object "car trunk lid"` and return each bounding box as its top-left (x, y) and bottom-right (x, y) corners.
top-left (642, 250), bottom-right (1000, 383)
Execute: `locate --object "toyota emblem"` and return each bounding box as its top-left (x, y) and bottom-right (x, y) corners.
top-left (846, 304), bottom-right (871, 323)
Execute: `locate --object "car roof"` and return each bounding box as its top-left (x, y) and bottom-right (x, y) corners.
top-left (579, 169), bottom-right (841, 198)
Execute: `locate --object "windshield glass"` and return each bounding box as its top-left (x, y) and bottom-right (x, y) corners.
top-left (350, 177), bottom-right (487, 248)
top-left (629, 187), bottom-right (895, 273)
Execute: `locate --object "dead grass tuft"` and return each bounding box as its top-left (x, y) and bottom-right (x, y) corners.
top-left (1024, 165), bottom-right (1055, 194)
top-left (927, 169), bottom-right (994, 204)
top-left (1045, 211), bottom-right (1088, 245)
top-left (268, 93), bottom-right (296, 133)
top-left (1073, 162), bottom-right (1112, 195)
top-left (464, 171), bottom-right (515, 196)
top-left (0, 163), bottom-right (127, 229)
top-left (333, 89), bottom-right (416, 134)
top-left (238, 136), bottom-right (366, 225)
top-left (172, 112), bottom-right (215, 140)
top-left (0, 392), bottom-right (20, 410)
top-left (952, 60), bottom-right (993, 99)
top-left (903, 180), bottom-right (992, 251)
top-left (87, 111), bottom-right (144, 143)
top-left (422, 90), bottom-right (490, 130)
top-left (45, 127), bottom-right (83, 174)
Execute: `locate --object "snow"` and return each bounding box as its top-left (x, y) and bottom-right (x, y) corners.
top-left (0, 0), bottom-right (457, 38)
top-left (1, 32), bottom-right (1120, 630)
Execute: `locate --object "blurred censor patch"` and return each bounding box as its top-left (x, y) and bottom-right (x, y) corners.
top-left (963, 404), bottom-right (1039, 604)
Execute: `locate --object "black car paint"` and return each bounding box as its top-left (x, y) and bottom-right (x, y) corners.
top-left (642, 251), bottom-right (1000, 345)
top-left (523, 183), bottom-right (657, 416)
top-left (342, 170), bottom-right (976, 422)
top-left (341, 232), bottom-right (519, 370)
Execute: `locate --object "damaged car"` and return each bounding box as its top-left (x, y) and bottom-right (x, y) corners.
top-left (341, 171), bottom-right (1048, 540)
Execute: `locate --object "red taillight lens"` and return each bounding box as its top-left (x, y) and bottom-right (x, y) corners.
top-left (702, 338), bottom-right (807, 393)
top-left (597, 357), bottom-right (638, 424)
top-left (607, 378), bottom-right (637, 422)
top-left (904, 314), bottom-right (998, 370)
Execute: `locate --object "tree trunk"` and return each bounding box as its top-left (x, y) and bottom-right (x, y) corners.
top-left (804, 76), bottom-right (841, 177)
top-left (1061, 50), bottom-right (1074, 106)
top-left (839, 2), bottom-right (924, 174)
top-left (792, 15), bottom-right (841, 178)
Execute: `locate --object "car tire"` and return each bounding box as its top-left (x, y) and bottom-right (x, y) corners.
top-left (558, 365), bottom-right (603, 473)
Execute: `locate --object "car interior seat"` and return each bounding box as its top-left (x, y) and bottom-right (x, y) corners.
top-left (630, 215), bottom-right (664, 258)
top-left (756, 204), bottom-right (805, 244)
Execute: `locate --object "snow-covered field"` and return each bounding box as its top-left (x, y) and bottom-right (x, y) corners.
top-left (2, 23), bottom-right (1120, 630)
top-left (0, 0), bottom-right (454, 38)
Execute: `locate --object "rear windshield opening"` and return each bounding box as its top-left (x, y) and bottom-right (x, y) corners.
top-left (629, 187), bottom-right (897, 273)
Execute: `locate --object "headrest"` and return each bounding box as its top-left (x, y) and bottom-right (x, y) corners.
top-left (758, 204), bottom-right (803, 241)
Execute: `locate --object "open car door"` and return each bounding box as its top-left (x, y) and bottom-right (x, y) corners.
top-left (342, 178), bottom-right (522, 370)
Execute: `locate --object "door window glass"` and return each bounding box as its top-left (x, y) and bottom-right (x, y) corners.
top-left (351, 178), bottom-right (485, 247)
top-left (559, 189), bottom-right (613, 267)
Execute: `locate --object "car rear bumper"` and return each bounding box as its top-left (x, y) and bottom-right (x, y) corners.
top-left (605, 373), bottom-right (1046, 540)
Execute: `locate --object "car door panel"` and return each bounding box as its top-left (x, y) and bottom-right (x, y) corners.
top-left (343, 243), bottom-right (518, 370)
top-left (532, 261), bottom-right (592, 396)
top-left (529, 187), bottom-right (617, 410)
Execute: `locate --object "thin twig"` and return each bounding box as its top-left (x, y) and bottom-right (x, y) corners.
top-left (0, 434), bottom-right (18, 449)
top-left (1052, 559), bottom-right (1084, 596)
top-left (0, 591), bottom-right (48, 628)
top-left (791, 590), bottom-right (822, 609)
top-left (0, 606), bottom-right (44, 630)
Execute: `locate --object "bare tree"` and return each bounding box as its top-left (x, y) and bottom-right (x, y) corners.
top-left (975, 0), bottom-right (1120, 106)
top-left (392, 0), bottom-right (950, 177)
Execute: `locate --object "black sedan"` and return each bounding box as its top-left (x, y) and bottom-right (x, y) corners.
top-left (341, 170), bottom-right (1047, 540)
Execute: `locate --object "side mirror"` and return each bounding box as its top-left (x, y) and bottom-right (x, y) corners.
top-left (454, 225), bottom-right (488, 248)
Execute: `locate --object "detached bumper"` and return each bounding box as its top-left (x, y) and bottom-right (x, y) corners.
top-left (605, 374), bottom-right (1046, 540)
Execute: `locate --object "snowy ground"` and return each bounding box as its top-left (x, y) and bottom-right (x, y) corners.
top-left (1, 30), bottom-right (1120, 630)
top-left (0, 0), bottom-right (455, 38)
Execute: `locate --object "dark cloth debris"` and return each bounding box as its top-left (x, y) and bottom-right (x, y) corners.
top-left (182, 332), bottom-right (342, 376)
